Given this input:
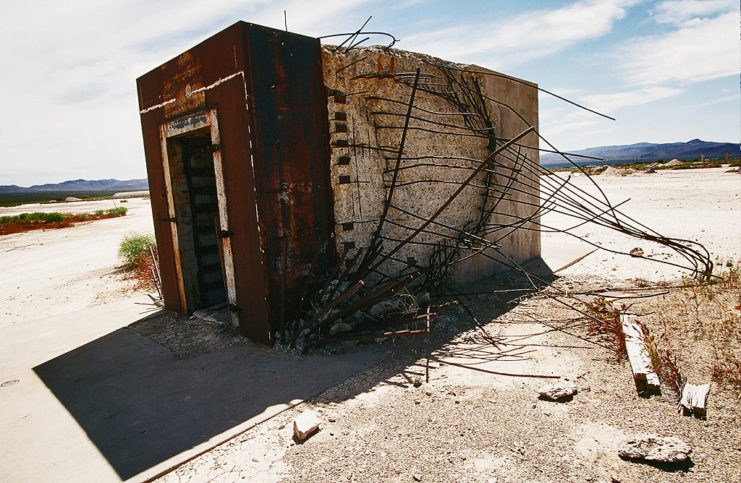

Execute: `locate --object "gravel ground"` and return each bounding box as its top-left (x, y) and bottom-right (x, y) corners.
top-left (157, 275), bottom-right (741, 483)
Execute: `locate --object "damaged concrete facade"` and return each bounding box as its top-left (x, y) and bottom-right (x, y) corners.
top-left (322, 46), bottom-right (539, 285)
top-left (137, 22), bottom-right (540, 345)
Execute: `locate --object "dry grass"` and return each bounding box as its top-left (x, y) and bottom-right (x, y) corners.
top-left (583, 296), bottom-right (627, 361)
top-left (639, 260), bottom-right (741, 397)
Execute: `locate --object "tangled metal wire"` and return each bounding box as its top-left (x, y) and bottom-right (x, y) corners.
top-left (281, 25), bottom-right (713, 353)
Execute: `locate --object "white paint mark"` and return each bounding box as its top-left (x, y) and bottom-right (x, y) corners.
top-left (140, 98), bottom-right (175, 114)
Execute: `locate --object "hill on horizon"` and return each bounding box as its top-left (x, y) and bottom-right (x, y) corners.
top-left (541, 139), bottom-right (740, 166)
top-left (0, 178), bottom-right (149, 194)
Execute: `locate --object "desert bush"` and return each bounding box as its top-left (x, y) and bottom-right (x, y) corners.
top-left (106, 207), bottom-right (128, 216)
top-left (118, 232), bottom-right (156, 268)
top-left (0, 212), bottom-right (65, 224)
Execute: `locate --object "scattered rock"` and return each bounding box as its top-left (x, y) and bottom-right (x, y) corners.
top-left (293, 410), bottom-right (321, 441)
top-left (369, 300), bottom-right (397, 317)
top-left (618, 435), bottom-right (692, 463)
top-left (538, 381), bottom-right (577, 401)
top-left (629, 247), bottom-right (644, 257)
top-left (329, 321), bottom-right (352, 336)
top-left (412, 473), bottom-right (422, 481)
top-left (412, 377), bottom-right (422, 387)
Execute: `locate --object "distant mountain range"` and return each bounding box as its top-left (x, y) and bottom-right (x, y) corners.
top-left (541, 139), bottom-right (740, 166)
top-left (0, 178), bottom-right (149, 194)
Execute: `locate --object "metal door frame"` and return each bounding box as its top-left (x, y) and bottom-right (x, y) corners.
top-left (158, 109), bottom-right (239, 328)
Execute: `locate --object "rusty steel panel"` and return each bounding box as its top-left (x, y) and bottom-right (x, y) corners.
top-left (137, 21), bottom-right (334, 345)
top-left (242, 24), bottom-right (335, 330)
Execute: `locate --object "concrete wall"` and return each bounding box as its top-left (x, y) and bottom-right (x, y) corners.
top-left (322, 46), bottom-right (540, 287)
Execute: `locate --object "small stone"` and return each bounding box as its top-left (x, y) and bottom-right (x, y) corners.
top-left (328, 418), bottom-right (337, 423)
top-left (329, 322), bottom-right (352, 336)
top-left (414, 400), bottom-right (421, 405)
top-left (629, 247), bottom-right (644, 257)
top-left (425, 391), bottom-right (432, 396)
top-left (619, 435), bottom-right (692, 463)
top-left (293, 410), bottom-right (321, 441)
top-left (412, 377), bottom-right (422, 387)
top-left (369, 300), bottom-right (397, 317)
top-left (412, 473), bottom-right (422, 481)
top-left (611, 474), bottom-right (620, 483)
top-left (538, 382), bottom-right (577, 401)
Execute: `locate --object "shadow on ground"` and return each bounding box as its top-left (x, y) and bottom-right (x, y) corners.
top-left (33, 258), bottom-right (555, 480)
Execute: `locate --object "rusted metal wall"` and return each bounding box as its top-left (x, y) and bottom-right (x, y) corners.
top-left (137, 22), bottom-right (333, 345)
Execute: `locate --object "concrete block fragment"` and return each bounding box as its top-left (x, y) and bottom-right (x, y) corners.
top-left (293, 410), bottom-right (321, 441)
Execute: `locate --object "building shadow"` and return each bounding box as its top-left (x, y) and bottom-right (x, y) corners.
top-left (33, 257), bottom-right (556, 480)
top-left (33, 325), bottom-right (384, 480)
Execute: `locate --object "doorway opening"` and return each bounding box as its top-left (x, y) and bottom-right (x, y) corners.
top-left (167, 131), bottom-right (227, 311)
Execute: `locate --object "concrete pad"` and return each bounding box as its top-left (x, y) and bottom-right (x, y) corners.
top-left (0, 299), bottom-right (385, 482)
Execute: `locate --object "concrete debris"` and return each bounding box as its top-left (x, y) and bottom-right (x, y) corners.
top-left (619, 435), bottom-right (691, 463)
top-left (538, 381), bottom-right (577, 401)
top-left (679, 382), bottom-right (710, 417)
top-left (369, 300), bottom-right (398, 318)
top-left (620, 313), bottom-right (660, 393)
top-left (329, 322), bottom-right (352, 336)
top-left (293, 410), bottom-right (321, 441)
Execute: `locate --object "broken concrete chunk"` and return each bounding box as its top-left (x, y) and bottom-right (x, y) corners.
top-left (293, 410), bottom-right (321, 441)
top-left (538, 381), bottom-right (577, 401)
top-left (329, 321), bottom-right (352, 336)
top-left (369, 300), bottom-right (397, 317)
top-left (679, 383), bottom-right (710, 417)
top-left (619, 435), bottom-right (691, 463)
top-left (620, 314), bottom-right (660, 393)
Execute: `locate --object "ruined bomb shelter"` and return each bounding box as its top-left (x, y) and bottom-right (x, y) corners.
top-left (137, 22), bottom-right (540, 346)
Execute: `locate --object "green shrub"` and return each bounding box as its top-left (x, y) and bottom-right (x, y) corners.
top-left (106, 207), bottom-right (128, 216)
top-left (118, 232), bottom-right (156, 268)
top-left (94, 210), bottom-right (105, 216)
top-left (1, 212), bottom-right (65, 224)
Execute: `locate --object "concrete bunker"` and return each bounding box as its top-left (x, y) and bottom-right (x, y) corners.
top-left (137, 21), bottom-right (540, 347)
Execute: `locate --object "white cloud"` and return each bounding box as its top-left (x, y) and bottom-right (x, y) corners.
top-left (0, 0), bottom-right (372, 185)
top-left (651, 0), bottom-right (735, 24)
top-left (401, 0), bottom-right (639, 69)
top-left (620, 11), bottom-right (738, 85)
top-left (579, 86), bottom-right (683, 111)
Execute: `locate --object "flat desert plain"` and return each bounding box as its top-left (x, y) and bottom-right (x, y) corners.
top-left (0, 167), bottom-right (739, 482)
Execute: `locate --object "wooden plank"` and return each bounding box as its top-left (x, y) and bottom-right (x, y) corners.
top-left (679, 383), bottom-right (710, 416)
top-left (620, 313), bottom-right (661, 393)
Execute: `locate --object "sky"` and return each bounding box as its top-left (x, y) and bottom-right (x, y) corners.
top-left (0, 0), bottom-right (738, 186)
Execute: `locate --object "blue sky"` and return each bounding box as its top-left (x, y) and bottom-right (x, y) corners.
top-left (0, 0), bottom-right (737, 185)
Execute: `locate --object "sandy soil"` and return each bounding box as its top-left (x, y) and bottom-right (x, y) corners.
top-left (153, 168), bottom-right (740, 482)
top-left (541, 167), bottom-right (740, 281)
top-left (0, 198), bottom-right (154, 328)
top-left (1, 168), bottom-right (739, 481)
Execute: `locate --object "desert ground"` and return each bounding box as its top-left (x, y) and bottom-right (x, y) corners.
top-left (0, 166), bottom-right (739, 482)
